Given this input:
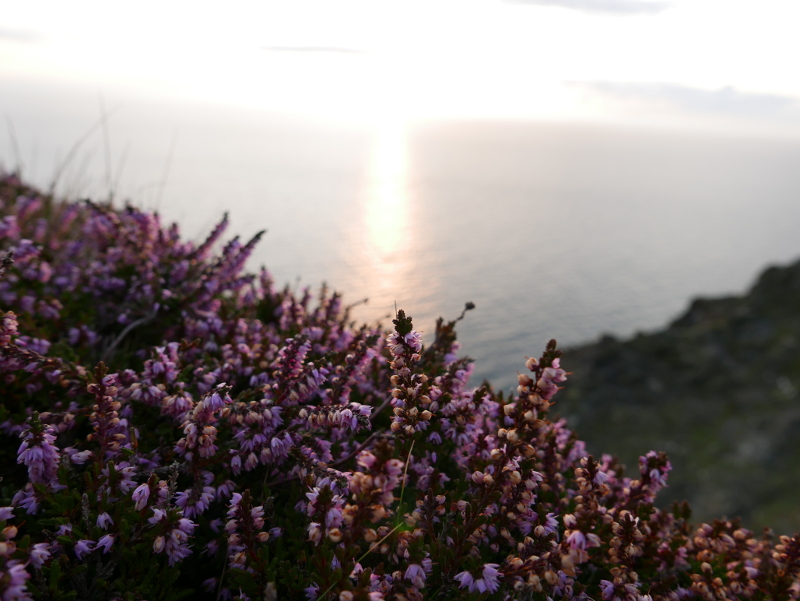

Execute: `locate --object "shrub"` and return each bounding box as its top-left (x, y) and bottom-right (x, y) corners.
top-left (0, 173), bottom-right (799, 600)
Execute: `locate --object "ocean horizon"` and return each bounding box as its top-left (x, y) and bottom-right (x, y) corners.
top-left (4, 83), bottom-right (800, 391)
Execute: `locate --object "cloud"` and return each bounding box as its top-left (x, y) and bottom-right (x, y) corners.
top-left (0, 27), bottom-right (42, 43)
top-left (260, 46), bottom-right (368, 55)
top-left (572, 81), bottom-right (798, 115)
top-left (505, 0), bottom-right (671, 15)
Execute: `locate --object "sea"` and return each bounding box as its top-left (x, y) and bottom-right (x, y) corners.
top-left (4, 78), bottom-right (800, 392)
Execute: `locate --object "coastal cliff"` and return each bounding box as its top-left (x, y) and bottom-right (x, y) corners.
top-left (558, 257), bottom-right (800, 534)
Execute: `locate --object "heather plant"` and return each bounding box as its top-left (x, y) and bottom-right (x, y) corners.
top-left (1, 172), bottom-right (800, 601)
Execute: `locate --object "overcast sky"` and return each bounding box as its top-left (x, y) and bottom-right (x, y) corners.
top-left (2, 0), bottom-right (800, 134)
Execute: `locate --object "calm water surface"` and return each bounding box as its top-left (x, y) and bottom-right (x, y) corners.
top-left (4, 82), bottom-right (800, 391)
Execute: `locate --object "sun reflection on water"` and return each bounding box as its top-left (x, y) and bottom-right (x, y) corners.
top-left (365, 119), bottom-right (410, 258)
top-left (354, 116), bottom-right (421, 322)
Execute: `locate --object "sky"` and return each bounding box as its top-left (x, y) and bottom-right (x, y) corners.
top-left (2, 0), bottom-right (800, 135)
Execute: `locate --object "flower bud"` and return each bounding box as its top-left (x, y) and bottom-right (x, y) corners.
top-left (2, 526), bottom-right (18, 540)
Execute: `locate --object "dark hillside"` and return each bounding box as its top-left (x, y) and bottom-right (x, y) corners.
top-left (559, 259), bottom-right (800, 533)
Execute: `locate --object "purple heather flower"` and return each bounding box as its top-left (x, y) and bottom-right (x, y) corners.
top-left (175, 486), bottom-right (215, 518)
top-left (453, 570), bottom-right (474, 590)
top-left (55, 524), bottom-right (72, 536)
top-left (97, 534), bottom-right (115, 554)
top-left (11, 485), bottom-right (39, 515)
top-left (207, 388), bottom-right (228, 411)
top-left (216, 480), bottom-right (236, 500)
top-left (454, 563), bottom-right (502, 594)
top-left (68, 450), bottom-right (93, 465)
top-left (205, 539), bottom-right (219, 556)
top-left (2, 560), bottom-right (31, 601)
top-left (600, 580), bottom-right (617, 600)
top-left (566, 529), bottom-right (587, 549)
top-left (96, 512), bottom-right (113, 530)
top-left (202, 577), bottom-right (217, 592)
top-left (148, 508), bottom-right (167, 524)
top-left (28, 543), bottom-right (51, 569)
top-left (404, 563), bottom-right (426, 588)
top-left (0, 507), bottom-right (14, 520)
top-left (74, 539), bottom-right (95, 560)
top-left (132, 483), bottom-right (150, 511)
top-left (304, 584), bottom-right (319, 600)
top-left (154, 517), bottom-right (196, 566)
top-left (17, 422), bottom-right (61, 486)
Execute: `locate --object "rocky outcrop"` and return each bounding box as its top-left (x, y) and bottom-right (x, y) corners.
top-left (558, 258), bottom-right (800, 534)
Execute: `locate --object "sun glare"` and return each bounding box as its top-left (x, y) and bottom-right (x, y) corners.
top-left (365, 118), bottom-right (408, 255)
top-left (352, 110), bottom-right (418, 316)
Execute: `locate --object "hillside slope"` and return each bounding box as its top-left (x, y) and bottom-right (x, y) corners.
top-left (558, 259), bottom-right (800, 534)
